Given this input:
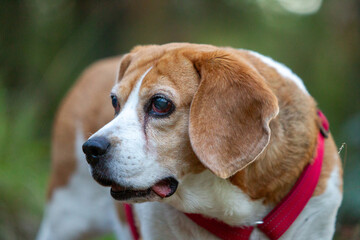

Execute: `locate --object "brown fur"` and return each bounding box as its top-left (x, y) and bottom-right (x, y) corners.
top-left (185, 50), bottom-right (279, 179)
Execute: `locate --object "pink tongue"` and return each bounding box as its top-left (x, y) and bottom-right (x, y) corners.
top-left (151, 180), bottom-right (171, 198)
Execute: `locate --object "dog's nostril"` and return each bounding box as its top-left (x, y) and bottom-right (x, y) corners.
top-left (82, 137), bottom-right (110, 164)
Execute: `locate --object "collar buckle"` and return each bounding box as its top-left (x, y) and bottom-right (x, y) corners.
top-left (319, 126), bottom-right (329, 138)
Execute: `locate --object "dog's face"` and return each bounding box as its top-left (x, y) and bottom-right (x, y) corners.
top-left (83, 43), bottom-right (279, 203)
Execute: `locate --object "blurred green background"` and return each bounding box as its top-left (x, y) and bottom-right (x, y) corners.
top-left (1, 0), bottom-right (359, 239)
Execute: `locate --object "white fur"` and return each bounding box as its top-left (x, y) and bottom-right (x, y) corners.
top-left (276, 165), bottom-right (342, 240)
top-left (167, 170), bottom-right (269, 226)
top-left (135, 202), bottom-right (219, 240)
top-left (89, 67), bottom-right (171, 189)
top-left (37, 127), bottom-right (131, 240)
top-left (131, 170), bottom-right (269, 239)
top-left (247, 50), bottom-right (309, 95)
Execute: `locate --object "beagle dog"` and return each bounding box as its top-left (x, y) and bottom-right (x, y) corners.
top-left (37, 43), bottom-right (342, 240)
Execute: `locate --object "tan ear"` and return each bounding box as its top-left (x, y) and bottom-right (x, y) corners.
top-left (117, 53), bottom-right (132, 81)
top-left (186, 50), bottom-right (279, 179)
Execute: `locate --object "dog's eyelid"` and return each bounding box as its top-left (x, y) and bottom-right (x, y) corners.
top-left (149, 87), bottom-right (176, 100)
top-left (151, 93), bottom-right (171, 100)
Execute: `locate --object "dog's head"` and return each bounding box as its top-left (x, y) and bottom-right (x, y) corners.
top-left (82, 43), bottom-right (279, 203)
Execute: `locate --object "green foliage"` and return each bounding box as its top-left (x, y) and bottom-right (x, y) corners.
top-left (0, 85), bottom-right (48, 239)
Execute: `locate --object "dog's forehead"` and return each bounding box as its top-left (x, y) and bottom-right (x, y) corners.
top-left (112, 48), bottom-right (167, 102)
top-left (114, 49), bottom-right (199, 105)
top-left (114, 68), bottom-right (145, 103)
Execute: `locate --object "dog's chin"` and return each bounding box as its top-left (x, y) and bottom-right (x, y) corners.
top-left (91, 171), bottom-right (179, 202)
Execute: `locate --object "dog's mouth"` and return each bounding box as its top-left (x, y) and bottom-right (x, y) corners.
top-left (109, 177), bottom-right (178, 201)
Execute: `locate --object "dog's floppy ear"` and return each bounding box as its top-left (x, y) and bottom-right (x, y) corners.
top-left (186, 50), bottom-right (279, 179)
top-left (117, 53), bottom-right (133, 81)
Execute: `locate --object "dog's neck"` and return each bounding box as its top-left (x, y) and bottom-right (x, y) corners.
top-left (165, 170), bottom-right (271, 226)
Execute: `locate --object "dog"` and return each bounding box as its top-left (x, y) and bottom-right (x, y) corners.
top-left (37, 43), bottom-right (343, 240)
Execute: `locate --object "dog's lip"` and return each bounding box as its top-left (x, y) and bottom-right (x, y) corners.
top-left (110, 187), bottom-right (152, 201)
top-left (111, 184), bottom-right (126, 192)
top-left (110, 177), bottom-right (178, 201)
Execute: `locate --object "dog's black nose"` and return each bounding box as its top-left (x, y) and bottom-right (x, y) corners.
top-left (82, 137), bottom-right (110, 165)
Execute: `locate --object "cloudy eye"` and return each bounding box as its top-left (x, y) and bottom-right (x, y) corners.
top-left (149, 96), bottom-right (174, 117)
top-left (111, 95), bottom-right (120, 114)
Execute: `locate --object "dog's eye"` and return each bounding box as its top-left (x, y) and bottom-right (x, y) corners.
top-left (111, 95), bottom-right (120, 114)
top-left (149, 96), bottom-right (174, 117)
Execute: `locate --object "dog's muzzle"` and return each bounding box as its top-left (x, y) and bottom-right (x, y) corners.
top-left (82, 136), bottom-right (179, 201)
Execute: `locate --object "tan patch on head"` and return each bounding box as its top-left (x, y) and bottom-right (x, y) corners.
top-left (137, 49), bottom-right (206, 177)
top-left (116, 69), bottom-right (144, 105)
top-left (114, 46), bottom-right (168, 103)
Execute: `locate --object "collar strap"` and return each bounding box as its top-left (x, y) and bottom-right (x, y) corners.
top-left (124, 203), bottom-right (140, 240)
top-left (125, 110), bottom-right (329, 240)
top-left (185, 110), bottom-right (329, 240)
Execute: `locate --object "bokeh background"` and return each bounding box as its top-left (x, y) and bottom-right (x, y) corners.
top-left (1, 0), bottom-right (359, 239)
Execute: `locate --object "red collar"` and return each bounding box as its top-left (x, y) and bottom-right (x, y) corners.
top-left (125, 110), bottom-right (329, 240)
